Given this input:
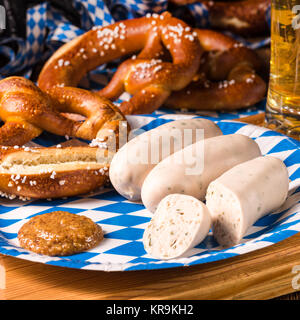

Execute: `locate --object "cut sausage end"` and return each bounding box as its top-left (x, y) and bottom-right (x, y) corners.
top-left (206, 182), bottom-right (244, 247)
top-left (206, 156), bottom-right (289, 248)
top-left (143, 194), bottom-right (211, 260)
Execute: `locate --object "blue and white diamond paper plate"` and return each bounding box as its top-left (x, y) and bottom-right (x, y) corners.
top-left (0, 113), bottom-right (299, 271)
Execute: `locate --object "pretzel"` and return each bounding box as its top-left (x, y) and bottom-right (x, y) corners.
top-left (0, 76), bottom-right (126, 146)
top-left (0, 146), bottom-right (111, 200)
top-left (169, 0), bottom-right (270, 36)
top-left (38, 12), bottom-right (202, 115)
top-left (164, 29), bottom-right (267, 111)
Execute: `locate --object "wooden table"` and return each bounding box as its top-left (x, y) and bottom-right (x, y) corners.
top-left (0, 113), bottom-right (299, 300)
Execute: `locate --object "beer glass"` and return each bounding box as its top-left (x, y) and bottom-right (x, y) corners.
top-left (266, 0), bottom-right (300, 137)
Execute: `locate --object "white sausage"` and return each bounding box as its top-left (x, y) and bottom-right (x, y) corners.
top-left (206, 156), bottom-right (289, 247)
top-left (143, 194), bottom-right (211, 260)
top-left (141, 134), bottom-right (261, 213)
top-left (109, 118), bottom-right (222, 201)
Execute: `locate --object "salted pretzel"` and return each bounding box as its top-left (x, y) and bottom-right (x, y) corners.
top-left (0, 146), bottom-right (112, 200)
top-left (164, 29), bottom-right (267, 111)
top-left (0, 77), bottom-right (126, 146)
top-left (169, 0), bottom-right (270, 36)
top-left (38, 12), bottom-right (202, 115)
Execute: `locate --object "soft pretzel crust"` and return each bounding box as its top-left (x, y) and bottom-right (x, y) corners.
top-left (38, 12), bottom-right (202, 115)
top-left (169, 0), bottom-right (270, 36)
top-left (0, 146), bottom-right (111, 199)
top-left (165, 29), bottom-right (267, 111)
top-left (0, 77), bottom-right (126, 146)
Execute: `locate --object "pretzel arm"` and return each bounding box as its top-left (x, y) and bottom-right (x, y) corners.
top-left (137, 31), bottom-right (165, 59)
top-left (120, 85), bottom-right (171, 115)
top-left (169, 0), bottom-right (270, 37)
top-left (164, 66), bottom-right (266, 111)
top-left (98, 26), bottom-right (167, 101)
top-left (201, 47), bottom-right (263, 81)
top-left (30, 108), bottom-right (79, 138)
top-left (165, 28), bottom-right (266, 111)
top-left (0, 79), bottom-right (79, 142)
top-left (98, 32), bottom-right (167, 101)
top-left (97, 60), bottom-right (133, 101)
top-left (202, 0), bottom-right (270, 36)
top-left (0, 120), bottom-right (42, 146)
top-left (98, 27), bottom-right (168, 101)
top-left (48, 86), bottom-right (125, 141)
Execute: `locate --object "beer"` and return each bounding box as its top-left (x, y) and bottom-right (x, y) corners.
top-left (266, 0), bottom-right (300, 137)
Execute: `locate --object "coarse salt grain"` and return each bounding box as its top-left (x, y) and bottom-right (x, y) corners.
top-left (50, 171), bottom-right (56, 179)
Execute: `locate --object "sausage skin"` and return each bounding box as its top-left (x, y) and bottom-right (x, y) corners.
top-left (206, 156), bottom-right (289, 247)
top-left (141, 134), bottom-right (261, 213)
top-left (109, 118), bottom-right (222, 201)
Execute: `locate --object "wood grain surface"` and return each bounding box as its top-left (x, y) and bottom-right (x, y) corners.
top-left (1, 232), bottom-right (300, 300)
top-left (0, 113), bottom-right (299, 300)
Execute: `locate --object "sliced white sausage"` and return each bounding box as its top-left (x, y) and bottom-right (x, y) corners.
top-left (141, 134), bottom-right (261, 213)
top-left (143, 194), bottom-right (211, 260)
top-left (206, 156), bottom-right (289, 247)
top-left (109, 118), bottom-right (222, 201)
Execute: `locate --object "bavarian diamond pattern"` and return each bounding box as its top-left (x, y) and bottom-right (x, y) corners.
top-left (187, 2), bottom-right (210, 28)
top-left (0, 115), bottom-right (299, 271)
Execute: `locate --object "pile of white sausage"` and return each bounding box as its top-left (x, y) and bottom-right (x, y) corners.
top-left (109, 119), bottom-right (289, 260)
